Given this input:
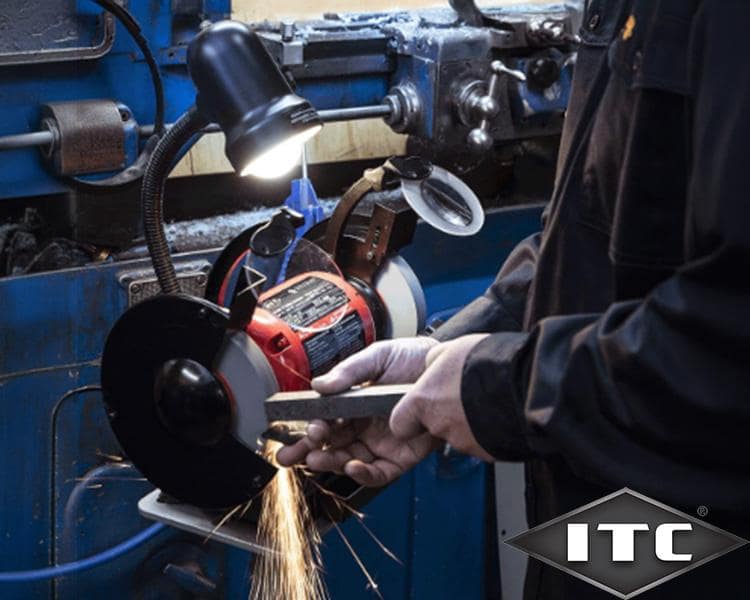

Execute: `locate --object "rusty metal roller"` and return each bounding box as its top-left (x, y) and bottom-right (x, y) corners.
top-left (40, 99), bottom-right (126, 176)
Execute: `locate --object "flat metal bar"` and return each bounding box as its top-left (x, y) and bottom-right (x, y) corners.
top-left (265, 383), bottom-right (412, 422)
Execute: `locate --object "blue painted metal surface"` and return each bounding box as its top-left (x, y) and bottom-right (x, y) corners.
top-left (0, 0), bottom-right (224, 199)
top-left (0, 205), bottom-right (542, 599)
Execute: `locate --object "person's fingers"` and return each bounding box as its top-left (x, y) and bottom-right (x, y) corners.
top-left (311, 343), bottom-right (389, 394)
top-left (306, 448), bottom-right (350, 474)
top-left (275, 435), bottom-right (320, 466)
top-left (389, 390), bottom-right (425, 440)
top-left (343, 458), bottom-right (404, 487)
top-left (401, 432), bottom-right (442, 463)
top-left (347, 440), bottom-right (376, 463)
top-left (325, 418), bottom-right (373, 449)
top-left (305, 420), bottom-right (330, 445)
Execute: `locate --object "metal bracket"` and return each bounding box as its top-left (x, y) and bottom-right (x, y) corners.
top-left (139, 490), bottom-right (269, 554)
top-left (118, 260), bottom-right (212, 306)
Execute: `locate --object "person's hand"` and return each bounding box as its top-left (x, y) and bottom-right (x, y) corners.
top-left (275, 337), bottom-right (440, 485)
top-left (277, 416), bottom-right (439, 487)
top-left (275, 334), bottom-right (496, 481)
top-left (314, 336), bottom-right (441, 390)
top-left (390, 334), bottom-right (493, 461)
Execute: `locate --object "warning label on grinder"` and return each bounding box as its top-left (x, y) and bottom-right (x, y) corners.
top-left (303, 312), bottom-right (366, 377)
top-left (261, 276), bottom-right (347, 329)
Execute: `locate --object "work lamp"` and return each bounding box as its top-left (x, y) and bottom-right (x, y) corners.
top-left (188, 21), bottom-right (322, 179)
top-left (141, 20), bottom-right (324, 294)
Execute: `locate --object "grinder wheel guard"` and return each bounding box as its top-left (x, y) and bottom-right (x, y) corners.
top-left (101, 294), bottom-right (277, 509)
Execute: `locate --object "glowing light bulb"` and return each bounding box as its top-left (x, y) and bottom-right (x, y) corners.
top-left (240, 125), bottom-right (322, 179)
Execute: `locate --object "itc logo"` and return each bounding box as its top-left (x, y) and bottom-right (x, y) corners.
top-left (567, 522), bottom-right (693, 562)
top-left (507, 489), bottom-right (746, 599)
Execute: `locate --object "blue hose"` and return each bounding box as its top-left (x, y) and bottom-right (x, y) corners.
top-left (0, 523), bottom-right (165, 583)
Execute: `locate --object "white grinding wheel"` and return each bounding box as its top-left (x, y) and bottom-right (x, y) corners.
top-left (373, 255), bottom-right (427, 338)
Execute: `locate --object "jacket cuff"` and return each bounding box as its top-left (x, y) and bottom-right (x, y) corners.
top-left (460, 332), bottom-right (534, 460)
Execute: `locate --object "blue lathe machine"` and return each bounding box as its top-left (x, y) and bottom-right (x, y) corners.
top-left (0, 1), bottom-right (579, 598)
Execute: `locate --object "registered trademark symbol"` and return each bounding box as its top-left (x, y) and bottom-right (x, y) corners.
top-left (697, 505), bottom-right (709, 517)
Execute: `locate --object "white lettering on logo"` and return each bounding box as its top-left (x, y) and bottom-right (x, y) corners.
top-left (655, 524), bottom-right (693, 561)
top-left (596, 523), bottom-right (650, 561)
top-left (567, 524), bottom-right (589, 562)
top-left (566, 522), bottom-right (695, 563)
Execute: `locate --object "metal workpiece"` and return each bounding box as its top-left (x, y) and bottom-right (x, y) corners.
top-left (265, 384), bottom-right (413, 422)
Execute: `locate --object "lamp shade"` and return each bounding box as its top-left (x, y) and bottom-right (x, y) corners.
top-left (187, 21), bottom-right (322, 178)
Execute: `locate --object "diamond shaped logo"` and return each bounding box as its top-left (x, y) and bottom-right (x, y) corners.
top-left (506, 489), bottom-right (747, 599)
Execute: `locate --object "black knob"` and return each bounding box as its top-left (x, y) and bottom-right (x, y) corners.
top-left (154, 358), bottom-right (231, 447)
top-left (526, 57), bottom-right (561, 91)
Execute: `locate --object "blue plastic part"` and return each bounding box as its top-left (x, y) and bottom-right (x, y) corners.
top-left (0, 524), bottom-right (165, 584)
top-left (285, 178), bottom-right (326, 233)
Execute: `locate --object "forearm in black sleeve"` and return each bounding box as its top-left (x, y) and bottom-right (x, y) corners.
top-left (432, 232), bottom-right (540, 341)
top-left (460, 1), bottom-right (750, 513)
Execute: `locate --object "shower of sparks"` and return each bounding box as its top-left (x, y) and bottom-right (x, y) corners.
top-left (250, 441), bottom-right (329, 600)
top-left (330, 520), bottom-right (383, 600)
top-left (207, 502), bottom-right (245, 542)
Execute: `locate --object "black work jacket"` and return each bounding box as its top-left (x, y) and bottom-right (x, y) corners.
top-left (435, 1), bottom-right (750, 598)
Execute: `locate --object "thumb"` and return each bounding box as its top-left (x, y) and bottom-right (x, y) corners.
top-left (389, 389), bottom-right (425, 440)
top-left (311, 343), bottom-right (389, 395)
